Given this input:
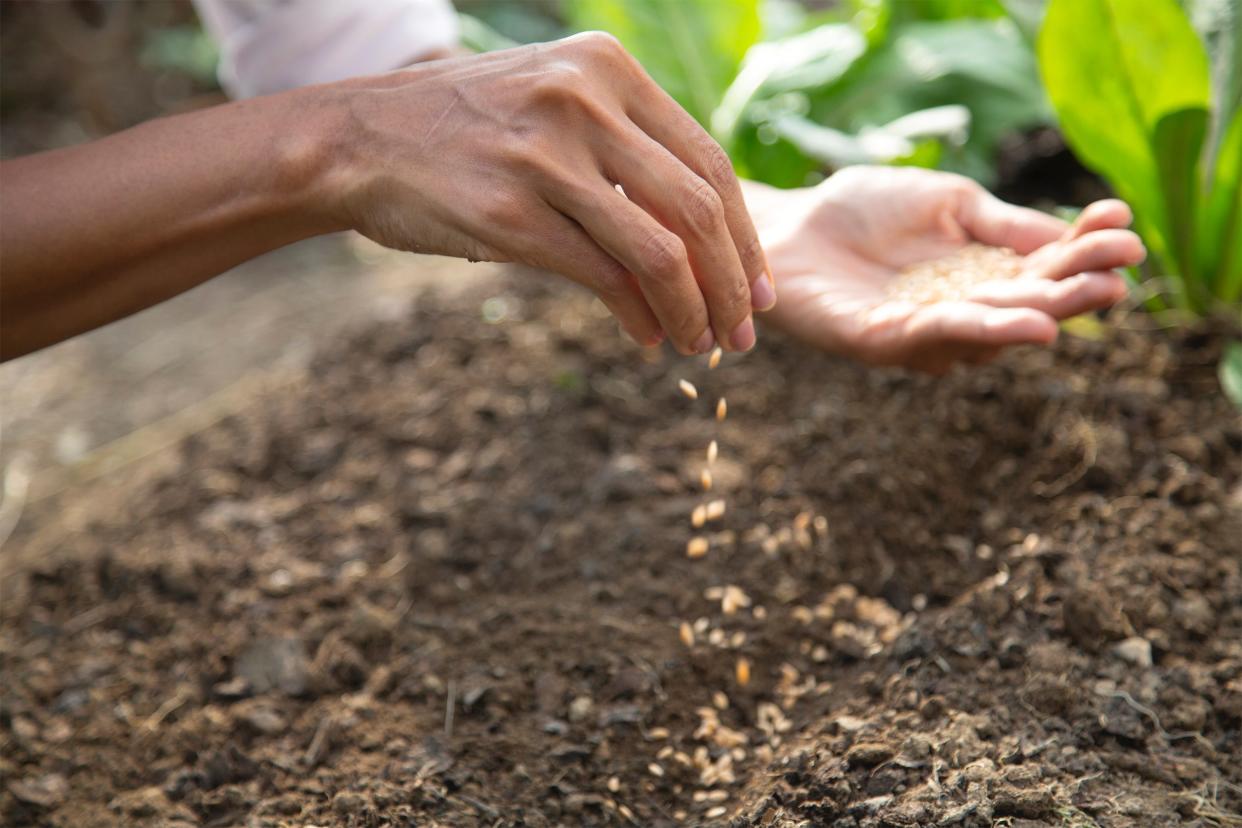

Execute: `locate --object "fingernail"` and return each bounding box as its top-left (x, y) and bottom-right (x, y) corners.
top-left (729, 316), bottom-right (756, 352)
top-left (750, 272), bottom-right (777, 311)
top-left (692, 328), bottom-right (715, 354)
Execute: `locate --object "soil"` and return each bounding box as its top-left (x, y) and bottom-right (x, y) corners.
top-left (2, 275), bottom-right (1240, 828)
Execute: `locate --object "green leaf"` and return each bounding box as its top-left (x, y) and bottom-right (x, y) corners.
top-left (457, 13), bottom-right (519, 53)
top-left (566, 0), bottom-right (761, 126)
top-left (1152, 107), bottom-right (1209, 307)
top-left (1202, 109), bottom-right (1242, 302)
top-left (1220, 341), bottom-right (1242, 408)
top-left (1039, 0), bottom-right (1212, 288)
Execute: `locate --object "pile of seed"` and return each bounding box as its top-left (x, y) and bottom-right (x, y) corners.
top-left (885, 243), bottom-right (1024, 304)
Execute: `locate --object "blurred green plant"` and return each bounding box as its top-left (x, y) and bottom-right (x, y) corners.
top-left (139, 24), bottom-right (219, 85)
top-left (563, 0), bottom-right (1050, 187)
top-left (1039, 0), bottom-right (1240, 315)
top-left (566, 0), bottom-right (762, 126)
top-left (1040, 0), bottom-right (1241, 405)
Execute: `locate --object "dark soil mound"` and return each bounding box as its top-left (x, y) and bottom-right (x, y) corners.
top-left (3, 275), bottom-right (1239, 827)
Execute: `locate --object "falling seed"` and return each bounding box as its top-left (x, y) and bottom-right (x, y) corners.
top-left (729, 631), bottom-right (746, 648)
top-left (705, 499), bottom-right (726, 521)
top-left (680, 621), bottom-right (695, 647)
top-left (687, 536), bottom-right (709, 558)
top-left (607, 776), bottom-right (621, 793)
top-left (813, 515), bottom-right (828, 534)
top-left (700, 468), bottom-right (713, 491)
top-left (706, 440), bottom-right (718, 464)
top-left (649, 727), bottom-right (670, 740)
top-left (618, 804), bottom-right (635, 821)
top-left (712, 691), bottom-right (729, 710)
top-left (708, 628), bottom-right (726, 646)
top-left (736, 658), bottom-right (751, 687)
top-left (679, 379), bottom-right (698, 399)
top-left (716, 398), bottom-right (727, 421)
top-left (648, 762), bottom-right (665, 778)
top-left (793, 511), bottom-right (812, 532)
top-left (708, 346), bottom-right (723, 369)
top-left (657, 746), bottom-right (674, 759)
top-left (691, 504), bottom-right (707, 528)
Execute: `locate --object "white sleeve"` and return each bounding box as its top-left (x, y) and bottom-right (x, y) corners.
top-left (192, 0), bottom-right (460, 99)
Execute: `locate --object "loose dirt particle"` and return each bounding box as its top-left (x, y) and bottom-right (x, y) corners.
top-left (679, 621), bottom-right (695, 648)
top-left (706, 440), bottom-right (718, 464)
top-left (736, 657), bottom-right (751, 687)
top-left (678, 379), bottom-right (698, 400)
top-left (686, 537), bottom-right (709, 558)
top-left (708, 346), bottom-right (722, 369)
top-left (700, 469), bottom-right (713, 491)
top-left (716, 398), bottom-right (727, 421)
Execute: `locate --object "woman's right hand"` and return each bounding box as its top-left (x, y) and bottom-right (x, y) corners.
top-left (316, 32), bottom-right (775, 354)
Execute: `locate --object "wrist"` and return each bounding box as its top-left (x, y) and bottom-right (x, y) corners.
top-left (267, 84), bottom-right (359, 237)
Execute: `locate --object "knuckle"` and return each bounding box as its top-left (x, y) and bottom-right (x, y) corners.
top-left (721, 275), bottom-right (751, 313)
top-left (681, 178), bottom-right (724, 235)
top-left (638, 230), bottom-right (686, 279)
top-left (572, 30), bottom-right (624, 58)
top-left (740, 235), bottom-right (766, 270)
top-left (700, 142), bottom-right (736, 189)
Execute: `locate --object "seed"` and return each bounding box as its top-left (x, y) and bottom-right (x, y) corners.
top-left (706, 440), bottom-right (718, 464)
top-left (712, 691), bottom-right (729, 710)
top-left (691, 504), bottom-right (707, 528)
top-left (686, 536), bottom-right (709, 558)
top-left (708, 346), bottom-right (723, 369)
top-left (716, 398), bottom-right (727, 421)
top-left (705, 499), bottom-right (726, 521)
top-left (793, 511), bottom-right (812, 532)
top-left (706, 806), bottom-right (727, 819)
top-left (607, 776), bottom-right (621, 792)
top-left (700, 468), bottom-right (713, 491)
top-left (729, 631), bottom-right (746, 648)
top-left (813, 515), bottom-right (828, 534)
top-left (679, 621), bottom-right (695, 647)
top-left (708, 628), bottom-right (725, 646)
top-left (678, 379), bottom-right (698, 399)
top-left (618, 804), bottom-right (635, 821)
top-left (648, 762), bottom-right (665, 778)
top-left (648, 727), bottom-right (670, 740)
top-left (657, 745), bottom-right (674, 759)
top-left (736, 657), bottom-right (751, 687)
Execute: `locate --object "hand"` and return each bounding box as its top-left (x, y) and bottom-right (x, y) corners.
top-left (747, 166), bottom-right (1146, 373)
top-left (326, 33), bottom-right (774, 354)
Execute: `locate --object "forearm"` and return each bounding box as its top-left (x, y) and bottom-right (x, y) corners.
top-left (0, 87), bottom-right (346, 359)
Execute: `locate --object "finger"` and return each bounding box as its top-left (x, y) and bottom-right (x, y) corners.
top-left (1059, 199), bottom-right (1133, 242)
top-left (967, 271), bottom-right (1128, 319)
top-left (548, 180), bottom-right (714, 355)
top-left (525, 207), bottom-right (665, 347)
top-left (958, 189), bottom-right (1067, 254)
top-left (621, 76), bottom-right (774, 312)
top-left (1028, 229), bottom-right (1146, 281)
top-left (604, 128), bottom-right (756, 352)
top-left (903, 301), bottom-right (1059, 352)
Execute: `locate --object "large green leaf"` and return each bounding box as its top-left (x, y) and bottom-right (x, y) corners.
top-left (566, 0), bottom-right (761, 126)
top-left (1153, 107), bottom-right (1209, 305)
top-left (1202, 109), bottom-right (1242, 302)
top-left (1039, 0), bottom-right (1212, 284)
